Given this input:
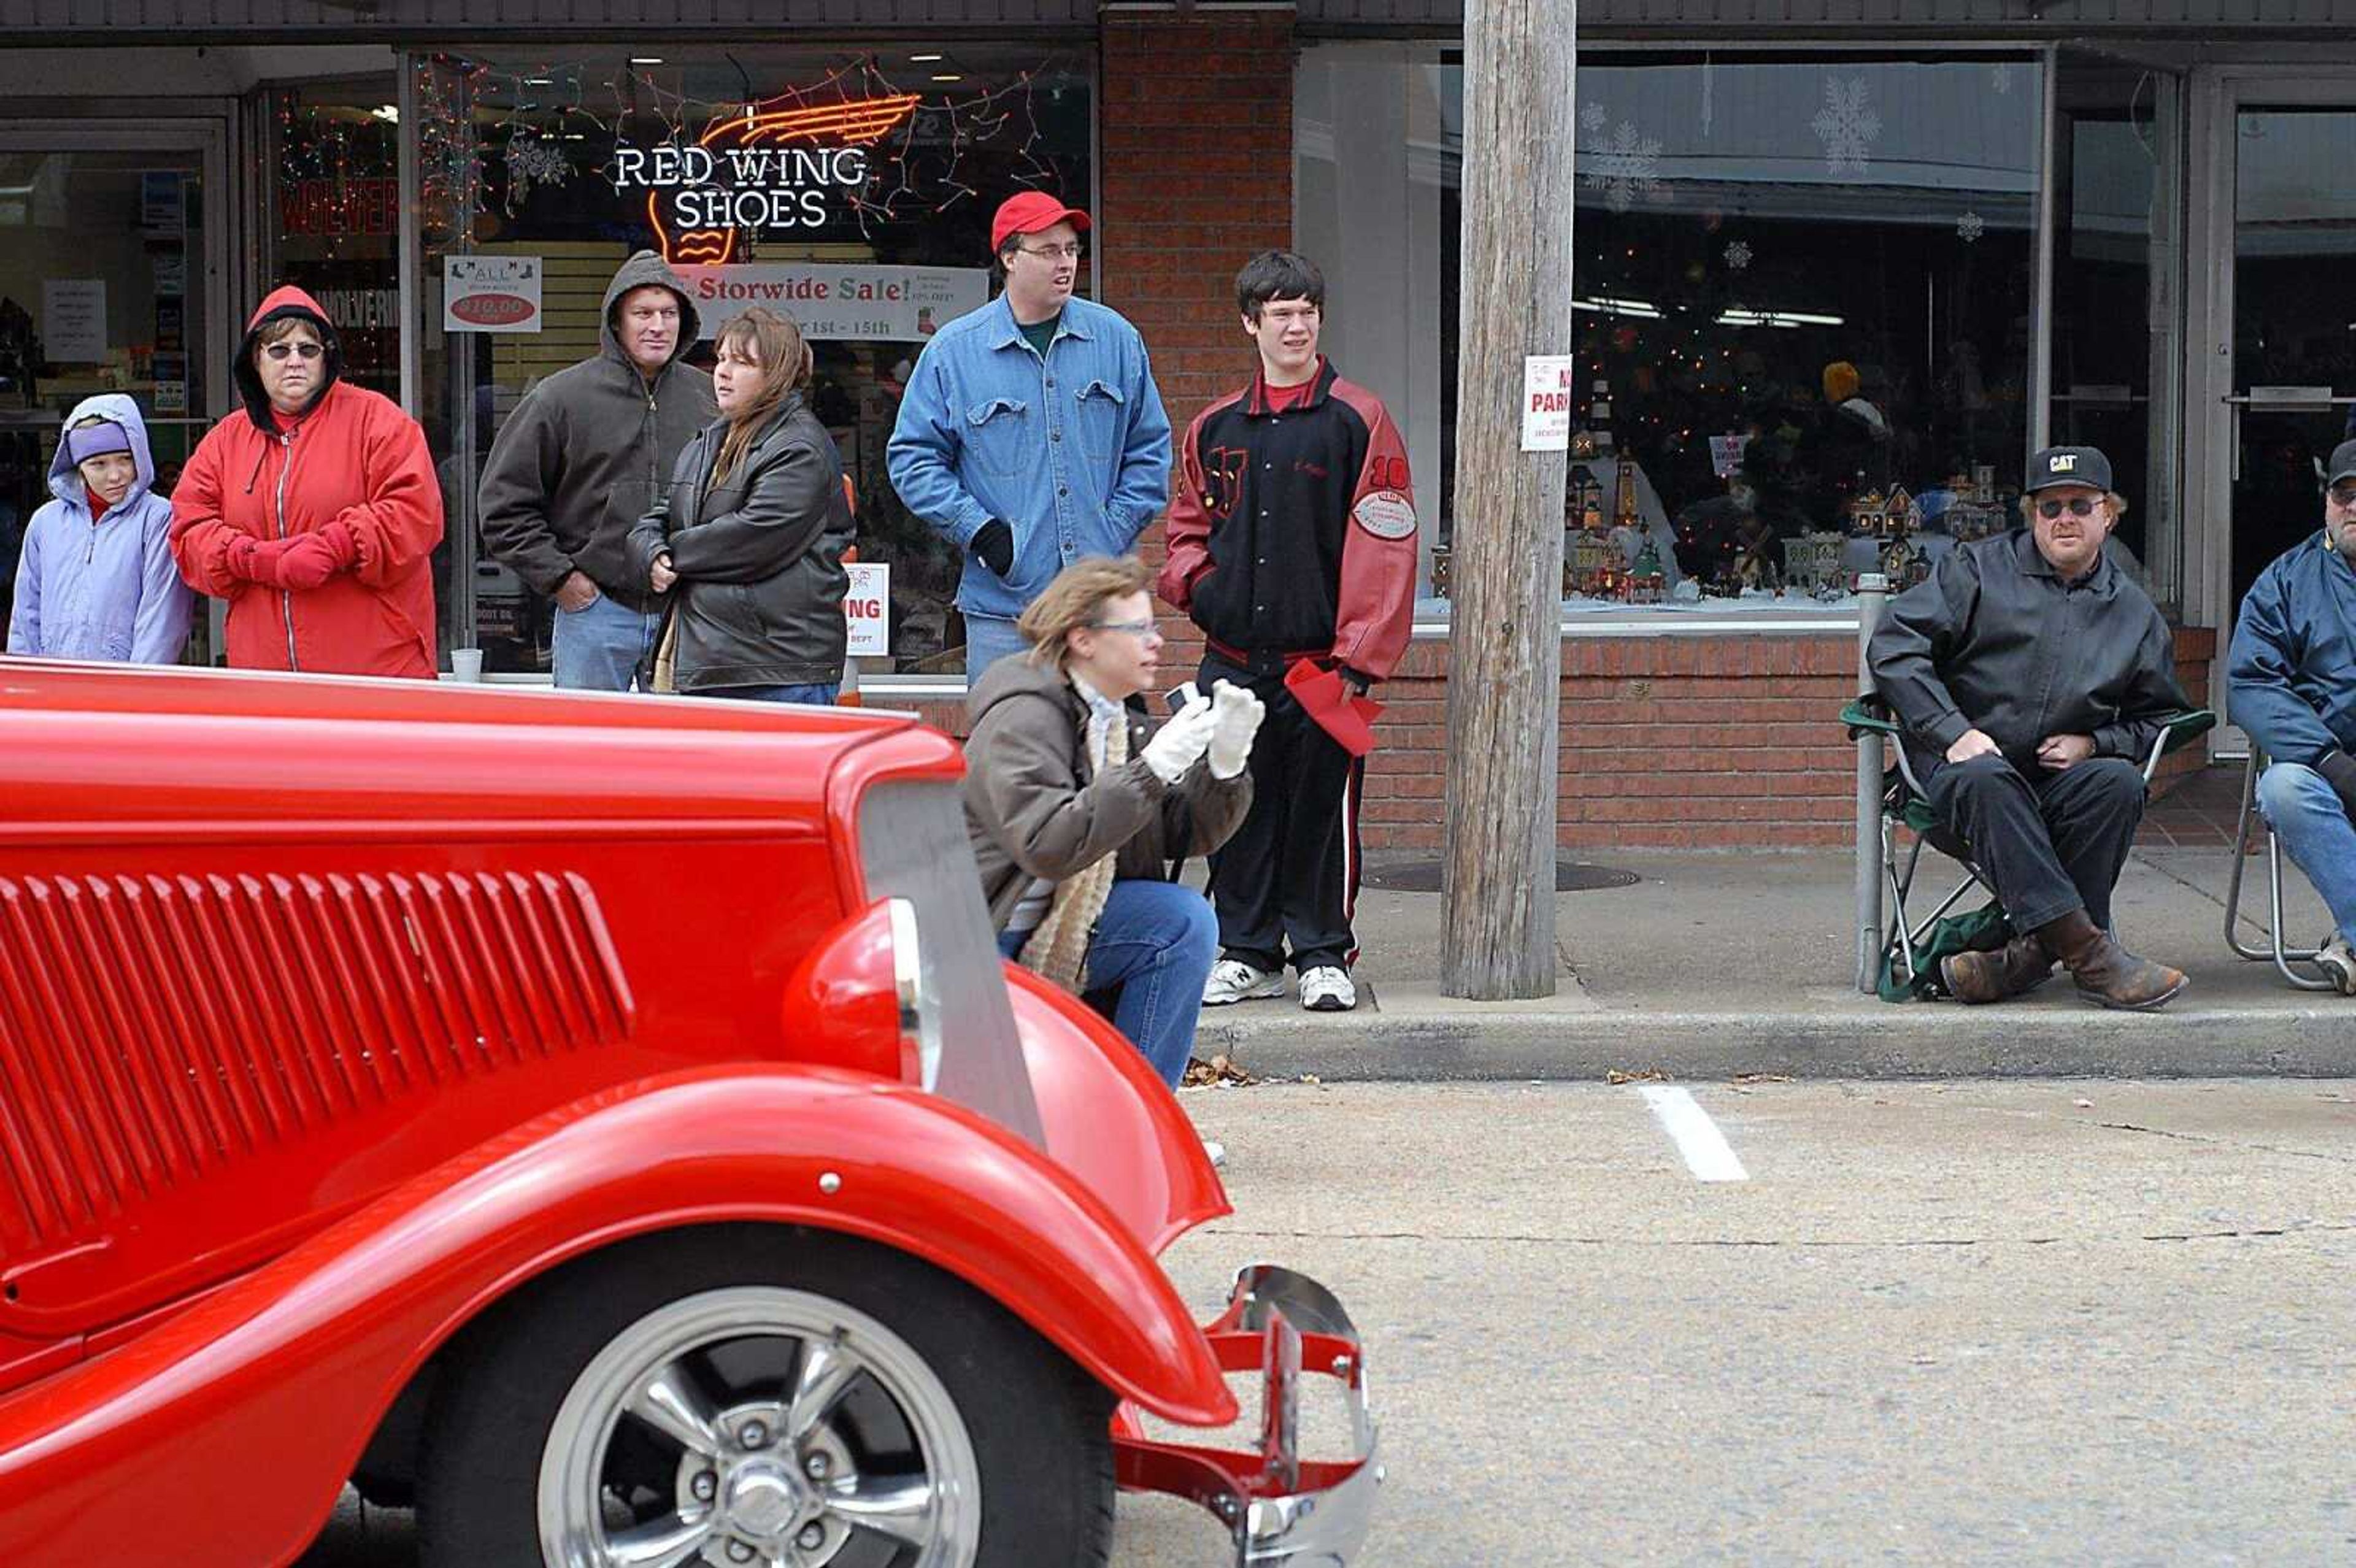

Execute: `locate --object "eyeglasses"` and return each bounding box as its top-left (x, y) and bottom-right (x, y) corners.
top-left (263, 342), bottom-right (325, 362)
top-left (1086, 618), bottom-right (1159, 638)
top-left (2035, 496), bottom-right (2099, 520)
top-left (1017, 242), bottom-right (1084, 262)
top-left (2328, 483), bottom-right (2356, 509)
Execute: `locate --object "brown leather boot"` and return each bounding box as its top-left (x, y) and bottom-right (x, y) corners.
top-left (1939, 933), bottom-right (2055, 1004)
top-left (2036, 910), bottom-right (2189, 1012)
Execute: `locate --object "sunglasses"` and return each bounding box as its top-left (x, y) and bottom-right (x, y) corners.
top-left (2328, 483), bottom-right (2356, 509)
top-left (2035, 496), bottom-right (2099, 520)
top-left (263, 341), bottom-right (325, 362)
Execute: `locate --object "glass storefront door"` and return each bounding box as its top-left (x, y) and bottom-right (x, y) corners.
top-left (0, 121), bottom-right (228, 656)
top-left (2222, 102), bottom-right (2356, 616)
top-left (2190, 76), bottom-right (2356, 729)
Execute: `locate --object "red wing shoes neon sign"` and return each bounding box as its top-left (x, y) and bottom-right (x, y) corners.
top-left (611, 93), bottom-right (922, 265)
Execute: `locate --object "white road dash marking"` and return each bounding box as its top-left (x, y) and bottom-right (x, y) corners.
top-left (1639, 1085), bottom-right (1750, 1183)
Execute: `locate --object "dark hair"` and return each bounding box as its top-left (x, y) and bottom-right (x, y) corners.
top-left (1236, 250), bottom-right (1326, 321)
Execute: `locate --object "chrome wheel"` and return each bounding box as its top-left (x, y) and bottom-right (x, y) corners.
top-left (536, 1285), bottom-right (982, 1568)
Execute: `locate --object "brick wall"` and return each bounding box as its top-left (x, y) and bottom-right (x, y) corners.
top-left (1098, 6), bottom-right (1295, 676)
top-left (903, 627), bottom-right (2217, 850)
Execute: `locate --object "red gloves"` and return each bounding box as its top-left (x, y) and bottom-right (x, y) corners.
top-left (227, 522), bottom-right (360, 591)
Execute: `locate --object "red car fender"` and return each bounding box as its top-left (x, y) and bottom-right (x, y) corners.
top-left (0, 1068), bottom-right (1237, 1567)
top-left (1003, 963), bottom-right (1232, 1255)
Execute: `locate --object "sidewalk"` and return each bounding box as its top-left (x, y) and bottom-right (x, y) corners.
top-left (1194, 766), bottom-right (2354, 1082)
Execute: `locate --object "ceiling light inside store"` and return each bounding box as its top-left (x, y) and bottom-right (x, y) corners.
top-left (371, 104), bottom-right (399, 122)
top-left (910, 53), bottom-right (944, 61)
top-left (1571, 296), bottom-right (1661, 320)
top-left (631, 56), bottom-right (664, 64)
top-left (1716, 307), bottom-right (1844, 329)
top-left (932, 74), bottom-right (964, 82)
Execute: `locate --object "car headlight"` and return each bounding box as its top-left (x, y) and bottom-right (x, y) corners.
top-left (781, 896), bottom-right (936, 1086)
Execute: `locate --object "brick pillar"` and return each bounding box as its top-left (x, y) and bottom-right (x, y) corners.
top-left (1098, 6), bottom-right (1296, 663)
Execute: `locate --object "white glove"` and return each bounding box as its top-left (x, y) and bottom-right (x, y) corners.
top-left (1207, 679), bottom-right (1267, 779)
top-left (1140, 696), bottom-right (1217, 783)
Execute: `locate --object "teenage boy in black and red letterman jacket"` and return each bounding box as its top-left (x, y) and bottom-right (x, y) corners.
top-left (1157, 250), bottom-right (1418, 1013)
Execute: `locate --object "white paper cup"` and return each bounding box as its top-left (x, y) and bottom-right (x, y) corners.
top-left (450, 647), bottom-right (486, 683)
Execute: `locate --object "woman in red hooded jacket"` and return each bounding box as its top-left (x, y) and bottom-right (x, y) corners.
top-left (170, 286), bottom-right (443, 677)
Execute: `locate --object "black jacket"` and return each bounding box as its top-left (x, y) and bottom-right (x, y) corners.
top-left (1157, 359), bottom-right (1419, 678)
top-left (626, 394), bottom-right (852, 691)
top-left (478, 252), bottom-right (717, 613)
top-left (1871, 529), bottom-right (2189, 774)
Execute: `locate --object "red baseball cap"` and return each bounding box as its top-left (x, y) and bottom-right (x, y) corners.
top-left (991, 191), bottom-right (1091, 253)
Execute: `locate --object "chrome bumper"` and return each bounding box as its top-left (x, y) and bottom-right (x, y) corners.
top-left (1114, 1264), bottom-right (1382, 1567)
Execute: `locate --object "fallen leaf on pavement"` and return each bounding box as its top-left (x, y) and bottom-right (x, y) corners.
top-left (1607, 1068), bottom-right (1668, 1085)
top-left (1184, 1053), bottom-right (1261, 1088)
top-left (1732, 1073), bottom-right (1795, 1085)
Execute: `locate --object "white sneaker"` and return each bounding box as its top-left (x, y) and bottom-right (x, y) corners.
top-left (1203, 958), bottom-right (1284, 1005)
top-left (2317, 932), bottom-right (2356, 996)
top-left (1298, 966), bottom-right (1357, 1012)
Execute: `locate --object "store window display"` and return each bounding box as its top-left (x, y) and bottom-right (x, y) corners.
top-left (412, 47), bottom-right (1092, 674)
top-left (1302, 48), bottom-right (2045, 614)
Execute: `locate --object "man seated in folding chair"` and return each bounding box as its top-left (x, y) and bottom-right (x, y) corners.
top-left (2223, 437), bottom-right (2356, 996)
top-left (1869, 445), bottom-right (2192, 1010)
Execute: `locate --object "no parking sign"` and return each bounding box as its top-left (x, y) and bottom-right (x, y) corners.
top-left (844, 563), bottom-right (890, 658)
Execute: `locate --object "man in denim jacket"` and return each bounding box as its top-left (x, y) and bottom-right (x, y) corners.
top-left (887, 192), bottom-right (1172, 674)
top-left (2227, 437), bottom-right (2356, 995)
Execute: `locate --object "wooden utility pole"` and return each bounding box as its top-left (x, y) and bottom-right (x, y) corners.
top-left (1439, 0), bottom-right (1577, 998)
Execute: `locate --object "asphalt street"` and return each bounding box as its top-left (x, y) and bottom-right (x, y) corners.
top-left (298, 1078), bottom-right (2356, 1567)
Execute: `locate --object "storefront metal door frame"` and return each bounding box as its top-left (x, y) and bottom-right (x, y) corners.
top-left (2184, 66), bottom-right (2356, 745)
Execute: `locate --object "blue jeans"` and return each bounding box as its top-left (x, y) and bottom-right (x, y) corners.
top-left (963, 612), bottom-right (1028, 678)
top-left (997, 878), bottom-right (1217, 1088)
top-left (552, 592), bottom-right (661, 691)
top-left (709, 683), bottom-right (841, 705)
top-left (2257, 762), bottom-right (2356, 943)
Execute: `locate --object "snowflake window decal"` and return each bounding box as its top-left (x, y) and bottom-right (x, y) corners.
top-left (1811, 76), bottom-right (1882, 179)
top-left (1957, 210), bottom-right (1986, 244)
top-left (1581, 114), bottom-right (1669, 215)
top-left (503, 136), bottom-right (571, 209)
top-left (1723, 240), bottom-right (1752, 271)
top-left (1580, 100), bottom-right (1607, 135)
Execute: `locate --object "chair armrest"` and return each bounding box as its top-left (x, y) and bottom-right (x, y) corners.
top-left (2141, 708), bottom-right (2217, 781)
top-left (1842, 696), bottom-right (1903, 740)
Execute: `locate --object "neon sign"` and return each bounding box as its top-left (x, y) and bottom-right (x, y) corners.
top-left (609, 93), bottom-right (922, 265)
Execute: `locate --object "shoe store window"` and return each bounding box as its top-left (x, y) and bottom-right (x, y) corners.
top-left (407, 46), bottom-right (1093, 677)
top-left (1299, 47), bottom-right (2048, 619)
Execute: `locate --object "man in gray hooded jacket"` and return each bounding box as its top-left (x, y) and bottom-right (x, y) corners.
top-left (479, 251), bottom-right (717, 689)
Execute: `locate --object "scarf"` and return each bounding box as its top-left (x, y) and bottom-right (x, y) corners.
top-left (1018, 682), bottom-right (1126, 993)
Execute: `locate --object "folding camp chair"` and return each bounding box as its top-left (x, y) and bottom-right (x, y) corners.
top-left (1842, 696), bottom-right (2215, 990)
top-left (2221, 748), bottom-right (2336, 991)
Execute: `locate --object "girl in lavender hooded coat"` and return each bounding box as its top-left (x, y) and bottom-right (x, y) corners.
top-left (6, 394), bottom-right (192, 664)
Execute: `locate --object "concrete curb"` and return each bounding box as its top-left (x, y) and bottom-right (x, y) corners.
top-left (1193, 1005), bottom-right (2351, 1082)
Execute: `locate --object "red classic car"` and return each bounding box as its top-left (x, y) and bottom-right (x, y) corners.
top-left (0, 661), bottom-right (1377, 1567)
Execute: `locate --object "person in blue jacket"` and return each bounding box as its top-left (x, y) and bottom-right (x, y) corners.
top-left (2227, 436), bottom-right (2356, 995)
top-left (886, 191), bottom-right (1172, 676)
top-left (6, 394), bottom-right (193, 664)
